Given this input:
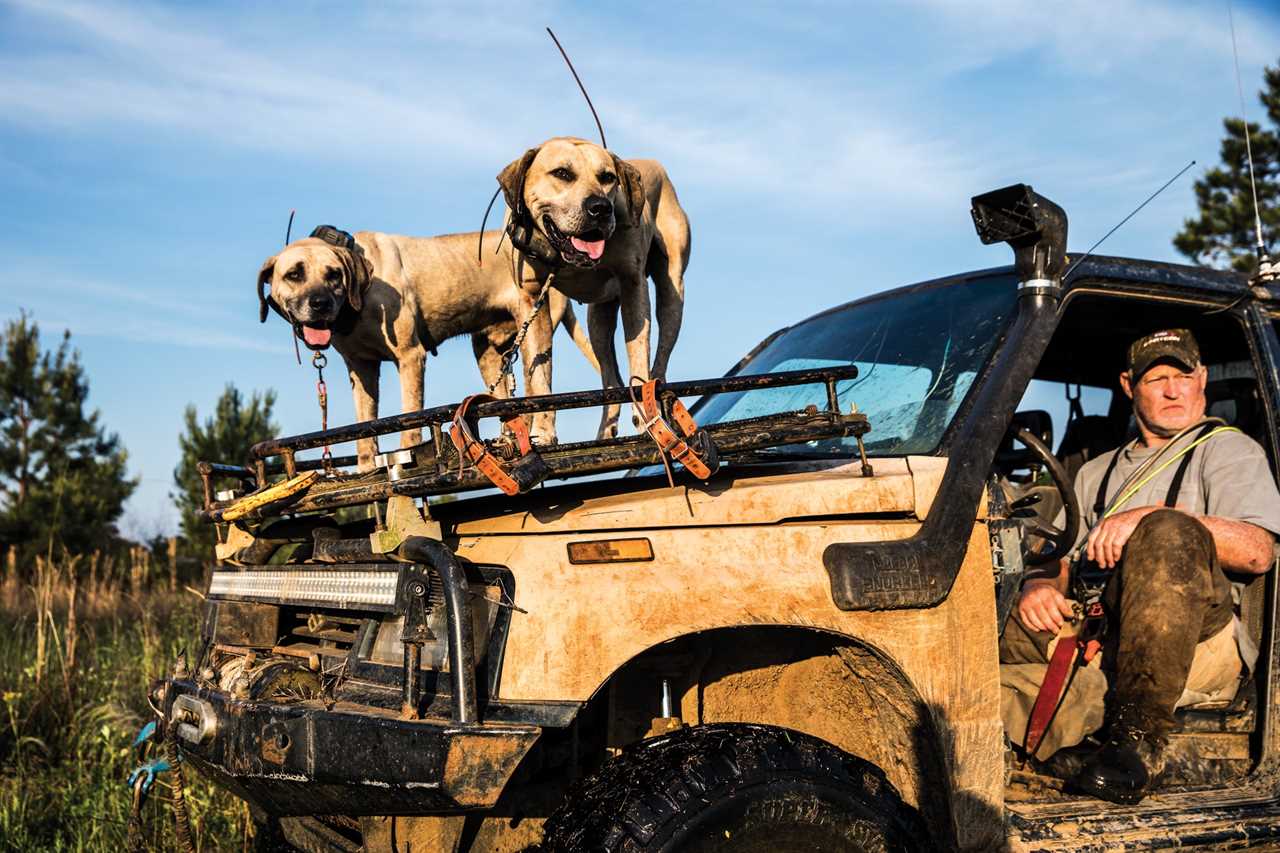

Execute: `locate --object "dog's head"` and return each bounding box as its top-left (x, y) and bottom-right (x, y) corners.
top-left (257, 234), bottom-right (372, 349)
top-left (497, 137), bottom-right (644, 268)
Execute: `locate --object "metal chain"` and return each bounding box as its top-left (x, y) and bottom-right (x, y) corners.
top-left (488, 273), bottom-right (555, 394)
top-left (313, 351), bottom-right (333, 470)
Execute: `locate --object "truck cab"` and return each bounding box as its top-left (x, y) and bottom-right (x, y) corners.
top-left (155, 186), bottom-right (1280, 851)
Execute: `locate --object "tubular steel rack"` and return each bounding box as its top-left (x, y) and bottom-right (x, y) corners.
top-left (197, 366), bottom-right (870, 522)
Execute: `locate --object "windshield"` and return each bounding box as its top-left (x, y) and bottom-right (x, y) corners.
top-left (695, 273), bottom-right (1018, 458)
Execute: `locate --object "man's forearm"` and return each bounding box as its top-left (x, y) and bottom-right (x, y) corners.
top-left (1196, 515), bottom-right (1275, 574)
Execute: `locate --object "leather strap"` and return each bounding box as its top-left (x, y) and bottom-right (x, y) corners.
top-left (449, 394), bottom-right (540, 496)
top-left (1164, 422), bottom-right (1216, 509)
top-left (632, 379), bottom-right (716, 480)
top-left (1023, 632), bottom-right (1082, 758)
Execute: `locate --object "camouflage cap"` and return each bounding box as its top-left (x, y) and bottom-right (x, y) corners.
top-left (1127, 328), bottom-right (1200, 377)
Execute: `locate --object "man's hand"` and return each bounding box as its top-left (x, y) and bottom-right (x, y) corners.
top-left (1016, 581), bottom-right (1075, 634)
top-left (1085, 506), bottom-right (1161, 569)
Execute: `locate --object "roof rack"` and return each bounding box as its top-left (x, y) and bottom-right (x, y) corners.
top-left (196, 366), bottom-right (870, 522)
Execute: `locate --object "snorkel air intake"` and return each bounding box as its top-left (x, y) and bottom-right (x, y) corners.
top-left (971, 184), bottom-right (1069, 296)
top-left (823, 182), bottom-right (1069, 610)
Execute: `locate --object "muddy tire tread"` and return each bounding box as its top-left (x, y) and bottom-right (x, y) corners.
top-left (541, 723), bottom-right (929, 852)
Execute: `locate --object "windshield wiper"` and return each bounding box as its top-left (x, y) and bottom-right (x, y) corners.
top-left (726, 448), bottom-right (859, 463)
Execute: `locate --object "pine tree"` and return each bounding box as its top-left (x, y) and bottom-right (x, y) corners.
top-left (0, 314), bottom-right (136, 561)
top-left (172, 384), bottom-right (278, 561)
top-left (1174, 60), bottom-right (1280, 274)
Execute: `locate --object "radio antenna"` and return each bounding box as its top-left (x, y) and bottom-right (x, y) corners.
top-left (1227, 0), bottom-right (1271, 273)
top-left (1062, 160), bottom-right (1196, 281)
top-left (547, 27), bottom-right (607, 149)
top-left (284, 208), bottom-right (296, 245)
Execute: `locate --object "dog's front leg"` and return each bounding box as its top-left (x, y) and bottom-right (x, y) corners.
top-left (397, 350), bottom-right (426, 450)
top-left (347, 356), bottom-right (381, 470)
top-left (619, 272), bottom-right (653, 384)
top-left (516, 301), bottom-right (556, 445)
top-left (650, 257), bottom-right (685, 383)
top-left (588, 301), bottom-right (624, 439)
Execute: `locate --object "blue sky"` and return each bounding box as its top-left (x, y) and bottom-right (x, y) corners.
top-left (2, 0), bottom-right (1278, 539)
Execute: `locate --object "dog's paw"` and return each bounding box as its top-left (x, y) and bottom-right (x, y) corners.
top-left (530, 428), bottom-right (558, 448)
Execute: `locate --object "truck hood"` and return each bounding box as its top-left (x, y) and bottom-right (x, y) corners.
top-left (443, 456), bottom-right (948, 536)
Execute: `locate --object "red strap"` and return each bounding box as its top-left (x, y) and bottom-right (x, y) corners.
top-left (449, 394), bottom-right (535, 496)
top-left (1024, 634), bottom-right (1081, 757)
top-left (634, 379), bottom-right (713, 480)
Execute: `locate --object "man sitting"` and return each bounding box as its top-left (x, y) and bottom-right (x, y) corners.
top-left (1001, 329), bottom-right (1280, 804)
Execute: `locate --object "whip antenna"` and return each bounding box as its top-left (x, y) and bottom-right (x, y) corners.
top-left (1063, 160), bottom-right (1196, 281)
top-left (478, 187), bottom-right (504, 265)
top-left (284, 209), bottom-right (296, 245)
top-left (547, 27), bottom-right (607, 149)
top-left (1227, 0), bottom-right (1268, 262)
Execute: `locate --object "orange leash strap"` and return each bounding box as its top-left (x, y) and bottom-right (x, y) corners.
top-left (449, 394), bottom-right (545, 496)
top-left (632, 379), bottom-right (716, 480)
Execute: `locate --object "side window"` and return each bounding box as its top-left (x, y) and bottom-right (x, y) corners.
top-left (1015, 380), bottom-right (1113, 454)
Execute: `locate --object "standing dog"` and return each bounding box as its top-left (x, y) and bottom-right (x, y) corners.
top-left (257, 226), bottom-right (597, 467)
top-left (497, 137), bottom-right (691, 438)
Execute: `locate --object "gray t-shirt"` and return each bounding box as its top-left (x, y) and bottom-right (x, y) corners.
top-left (1062, 426), bottom-right (1280, 671)
top-left (1069, 428), bottom-right (1280, 551)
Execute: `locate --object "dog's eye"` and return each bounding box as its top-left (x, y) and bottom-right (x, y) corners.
top-left (551, 167), bottom-right (575, 182)
top-left (598, 171), bottom-right (617, 185)
top-left (283, 267), bottom-right (304, 282)
top-left (324, 268), bottom-right (343, 284)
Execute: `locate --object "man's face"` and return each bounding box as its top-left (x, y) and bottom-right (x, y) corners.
top-left (1120, 361), bottom-right (1208, 438)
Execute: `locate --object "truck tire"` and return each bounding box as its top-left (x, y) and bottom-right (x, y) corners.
top-left (540, 723), bottom-right (931, 853)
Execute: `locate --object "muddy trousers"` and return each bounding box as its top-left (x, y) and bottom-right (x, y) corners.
top-left (1104, 510), bottom-right (1234, 737)
top-left (1001, 509), bottom-right (1237, 756)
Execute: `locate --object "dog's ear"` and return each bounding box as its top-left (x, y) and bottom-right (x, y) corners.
top-left (613, 155), bottom-right (645, 226)
top-left (343, 248), bottom-right (374, 312)
top-left (257, 255), bottom-right (276, 323)
top-left (497, 147), bottom-right (540, 215)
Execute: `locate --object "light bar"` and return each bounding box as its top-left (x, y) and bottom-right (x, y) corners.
top-left (209, 569), bottom-right (399, 611)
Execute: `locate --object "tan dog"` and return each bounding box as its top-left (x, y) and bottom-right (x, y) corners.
top-left (257, 226), bottom-right (597, 467)
top-left (498, 137), bottom-right (691, 438)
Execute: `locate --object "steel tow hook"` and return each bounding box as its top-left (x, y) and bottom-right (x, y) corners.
top-left (125, 720), bottom-right (176, 850)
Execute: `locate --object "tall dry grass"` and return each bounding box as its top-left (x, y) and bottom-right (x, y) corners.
top-left (0, 548), bottom-right (253, 851)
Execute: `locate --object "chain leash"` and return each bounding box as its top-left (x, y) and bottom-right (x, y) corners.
top-left (487, 273), bottom-right (556, 395)
top-left (312, 351), bottom-right (333, 470)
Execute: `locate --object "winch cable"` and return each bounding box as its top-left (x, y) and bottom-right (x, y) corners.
top-left (165, 732), bottom-right (196, 853)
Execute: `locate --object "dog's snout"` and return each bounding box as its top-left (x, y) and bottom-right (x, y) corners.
top-left (309, 293), bottom-right (334, 312)
top-left (584, 195), bottom-right (612, 220)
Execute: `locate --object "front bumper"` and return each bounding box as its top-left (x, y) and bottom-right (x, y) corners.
top-left (160, 679), bottom-right (540, 816)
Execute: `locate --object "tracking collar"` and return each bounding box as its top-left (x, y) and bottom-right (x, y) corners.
top-left (310, 224), bottom-right (356, 252)
top-left (506, 201), bottom-right (563, 268)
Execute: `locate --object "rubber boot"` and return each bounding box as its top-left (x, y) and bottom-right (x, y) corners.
top-left (1071, 715), bottom-right (1167, 804)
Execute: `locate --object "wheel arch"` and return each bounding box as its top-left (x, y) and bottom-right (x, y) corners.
top-left (576, 623), bottom-right (957, 846)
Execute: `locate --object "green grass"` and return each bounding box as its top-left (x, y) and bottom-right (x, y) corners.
top-left (0, 559), bottom-right (252, 851)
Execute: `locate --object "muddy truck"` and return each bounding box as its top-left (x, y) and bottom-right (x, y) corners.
top-left (149, 185), bottom-right (1280, 851)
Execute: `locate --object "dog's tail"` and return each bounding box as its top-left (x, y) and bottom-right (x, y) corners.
top-left (549, 292), bottom-right (601, 375)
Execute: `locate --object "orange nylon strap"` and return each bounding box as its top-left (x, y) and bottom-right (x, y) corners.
top-left (634, 379), bottom-right (713, 480)
top-left (449, 394), bottom-right (535, 496)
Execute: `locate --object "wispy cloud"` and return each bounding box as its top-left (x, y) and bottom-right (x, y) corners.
top-left (0, 0), bottom-right (1050, 214)
top-left (1, 259), bottom-right (277, 352)
top-left (898, 0), bottom-right (1279, 75)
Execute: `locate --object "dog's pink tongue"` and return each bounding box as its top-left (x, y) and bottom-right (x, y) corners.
top-left (302, 327), bottom-right (331, 347)
top-left (570, 237), bottom-right (606, 260)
